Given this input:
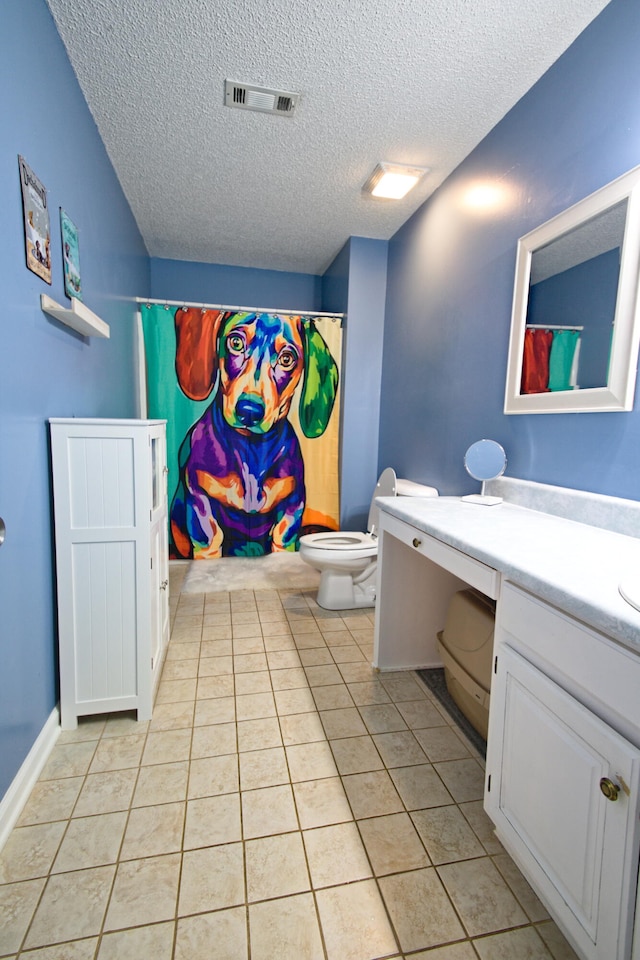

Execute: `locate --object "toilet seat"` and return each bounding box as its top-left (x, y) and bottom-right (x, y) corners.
top-left (299, 530), bottom-right (377, 553)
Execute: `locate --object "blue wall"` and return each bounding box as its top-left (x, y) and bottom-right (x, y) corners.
top-left (150, 257), bottom-right (322, 311)
top-left (380, 0), bottom-right (640, 500)
top-left (0, 0), bottom-right (149, 797)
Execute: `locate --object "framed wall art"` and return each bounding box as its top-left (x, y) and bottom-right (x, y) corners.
top-left (60, 209), bottom-right (82, 300)
top-left (18, 155), bottom-right (51, 284)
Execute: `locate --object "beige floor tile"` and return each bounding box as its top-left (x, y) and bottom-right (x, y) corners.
top-left (155, 678), bottom-right (197, 704)
top-left (358, 812), bottom-right (430, 875)
top-left (337, 662), bottom-right (378, 683)
top-left (237, 716), bottom-right (283, 751)
top-left (242, 783), bottom-right (299, 838)
top-left (303, 821), bottom-right (372, 887)
top-left (249, 893), bottom-right (324, 960)
top-left (235, 691), bottom-right (277, 721)
top-left (438, 857), bottom-right (528, 936)
top-left (193, 696), bottom-right (235, 726)
top-left (263, 632), bottom-right (298, 651)
top-left (434, 758), bottom-right (486, 803)
top-left (493, 853), bottom-right (549, 922)
top-left (305, 664), bottom-right (344, 687)
top-left (73, 769), bottom-right (137, 817)
top-left (184, 793), bottom-right (241, 847)
top-left (411, 805), bottom-right (486, 864)
top-left (380, 867), bottom-right (466, 953)
top-left (396, 698), bottom-right (449, 729)
top-left (408, 942), bottom-right (477, 959)
top-left (311, 683), bottom-right (354, 710)
top-left (175, 906), bottom-right (247, 960)
top-left (57, 717), bottom-right (105, 743)
top-left (266, 649), bottom-right (302, 670)
top-left (0, 820), bottom-right (66, 882)
top-left (458, 800), bottom-right (503, 855)
top-left (0, 877), bottom-right (46, 955)
top-left (232, 623), bottom-right (263, 640)
top-left (293, 776), bottom-right (353, 829)
top-left (104, 854), bottom-right (181, 930)
top-left (235, 670), bottom-right (272, 695)
top-left (196, 674), bottom-right (234, 699)
top-left (191, 721), bottom-right (236, 758)
top-left (316, 879), bottom-right (398, 960)
top-left (535, 920), bottom-right (581, 960)
top-left (179, 842), bottom-right (245, 914)
top-left (414, 724), bottom-right (472, 762)
top-left (330, 644), bottom-right (366, 663)
top-left (320, 707), bottom-right (368, 739)
top-left (198, 655), bottom-right (233, 676)
top-left (346, 680), bottom-right (391, 705)
top-left (97, 921), bottom-right (175, 959)
top-left (473, 925), bottom-right (554, 959)
top-left (270, 666), bottom-right (308, 690)
top-left (298, 647), bottom-right (334, 666)
top-left (52, 811), bottom-right (127, 872)
top-left (200, 625), bottom-right (233, 642)
top-left (359, 703), bottom-right (408, 734)
top-left (17, 777), bottom-right (83, 826)
top-left (88, 735), bottom-right (146, 774)
top-left (142, 729), bottom-right (191, 766)
top-left (149, 700), bottom-right (195, 731)
top-left (165, 640), bottom-right (200, 659)
top-left (279, 712), bottom-right (327, 746)
top-left (274, 687), bottom-right (317, 715)
top-left (188, 754), bottom-right (239, 798)
top-left (389, 763), bottom-right (453, 810)
top-left (25, 865), bottom-right (115, 948)
top-left (246, 832), bottom-right (310, 901)
top-left (342, 770), bottom-right (403, 818)
top-left (234, 652), bottom-right (269, 673)
top-left (40, 740), bottom-right (97, 780)
top-left (24, 937), bottom-right (100, 959)
top-left (120, 802), bottom-right (185, 860)
top-left (261, 621), bottom-right (293, 638)
top-left (133, 760), bottom-right (189, 806)
top-left (239, 746), bottom-right (289, 790)
top-left (200, 638), bottom-right (232, 657)
top-left (160, 659), bottom-right (198, 681)
top-left (102, 714), bottom-right (149, 739)
top-left (373, 730), bottom-right (429, 767)
top-left (330, 736), bottom-right (384, 775)
top-left (381, 677), bottom-right (428, 700)
top-left (286, 740), bottom-right (338, 781)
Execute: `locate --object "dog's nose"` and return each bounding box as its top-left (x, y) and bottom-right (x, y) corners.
top-left (236, 395), bottom-right (265, 426)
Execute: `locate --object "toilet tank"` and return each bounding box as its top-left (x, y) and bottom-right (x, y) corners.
top-left (437, 588), bottom-right (496, 740)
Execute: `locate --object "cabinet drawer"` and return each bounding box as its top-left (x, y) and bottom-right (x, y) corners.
top-left (498, 581), bottom-right (640, 747)
top-left (381, 513), bottom-right (499, 599)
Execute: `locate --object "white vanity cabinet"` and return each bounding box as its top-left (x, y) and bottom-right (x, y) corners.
top-left (485, 582), bottom-right (640, 960)
top-left (50, 418), bottom-right (169, 730)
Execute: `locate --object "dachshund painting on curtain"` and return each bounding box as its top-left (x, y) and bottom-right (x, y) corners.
top-left (170, 308), bottom-right (339, 559)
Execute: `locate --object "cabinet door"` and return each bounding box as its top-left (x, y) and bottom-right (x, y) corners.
top-left (486, 645), bottom-right (640, 960)
top-left (149, 428), bottom-right (169, 680)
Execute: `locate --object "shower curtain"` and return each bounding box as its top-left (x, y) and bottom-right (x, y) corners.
top-left (140, 303), bottom-right (342, 559)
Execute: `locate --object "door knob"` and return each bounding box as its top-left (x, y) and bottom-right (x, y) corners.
top-left (600, 777), bottom-right (620, 801)
top-left (412, 537), bottom-right (421, 548)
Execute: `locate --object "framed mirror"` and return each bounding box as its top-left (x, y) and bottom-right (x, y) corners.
top-left (504, 164), bottom-right (640, 414)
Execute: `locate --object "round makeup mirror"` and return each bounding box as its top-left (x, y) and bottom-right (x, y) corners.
top-left (461, 439), bottom-right (506, 505)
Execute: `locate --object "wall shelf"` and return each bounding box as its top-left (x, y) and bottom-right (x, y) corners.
top-left (41, 294), bottom-right (110, 338)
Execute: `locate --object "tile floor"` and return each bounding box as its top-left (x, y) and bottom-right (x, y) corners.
top-left (0, 562), bottom-right (580, 960)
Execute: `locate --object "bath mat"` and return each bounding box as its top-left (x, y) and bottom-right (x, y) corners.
top-left (181, 552), bottom-right (321, 594)
top-left (417, 668), bottom-right (487, 758)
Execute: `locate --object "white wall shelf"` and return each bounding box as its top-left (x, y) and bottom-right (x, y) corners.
top-left (41, 293), bottom-right (110, 338)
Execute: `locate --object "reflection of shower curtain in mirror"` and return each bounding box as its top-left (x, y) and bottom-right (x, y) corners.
top-left (140, 303), bottom-right (342, 558)
top-left (521, 327), bottom-right (581, 394)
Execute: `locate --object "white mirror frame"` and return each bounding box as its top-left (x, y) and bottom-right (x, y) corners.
top-left (504, 164), bottom-right (640, 414)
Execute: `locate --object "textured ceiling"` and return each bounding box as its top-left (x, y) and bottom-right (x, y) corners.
top-left (46, 0), bottom-right (610, 275)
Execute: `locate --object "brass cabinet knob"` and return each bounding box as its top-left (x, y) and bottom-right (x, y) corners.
top-left (600, 777), bottom-right (620, 802)
top-left (412, 537), bottom-right (421, 548)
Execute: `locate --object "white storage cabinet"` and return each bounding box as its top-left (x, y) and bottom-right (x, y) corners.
top-left (485, 582), bottom-right (640, 960)
top-left (50, 418), bottom-right (169, 729)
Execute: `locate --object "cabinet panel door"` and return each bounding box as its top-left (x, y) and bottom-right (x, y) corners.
top-left (486, 645), bottom-right (640, 960)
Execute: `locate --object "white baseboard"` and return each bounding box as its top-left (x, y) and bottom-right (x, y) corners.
top-left (0, 706), bottom-right (61, 852)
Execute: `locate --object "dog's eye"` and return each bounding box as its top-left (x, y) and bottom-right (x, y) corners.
top-left (227, 334), bottom-right (245, 354)
top-left (278, 349), bottom-right (297, 370)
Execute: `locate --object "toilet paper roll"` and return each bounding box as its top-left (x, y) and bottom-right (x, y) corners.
top-left (395, 478), bottom-right (439, 497)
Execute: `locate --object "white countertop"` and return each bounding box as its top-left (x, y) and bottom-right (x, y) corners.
top-left (376, 496), bottom-right (640, 650)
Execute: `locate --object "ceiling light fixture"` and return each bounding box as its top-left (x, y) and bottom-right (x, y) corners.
top-left (363, 162), bottom-right (429, 200)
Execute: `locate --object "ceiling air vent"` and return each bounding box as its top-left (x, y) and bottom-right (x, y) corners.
top-left (224, 80), bottom-right (299, 117)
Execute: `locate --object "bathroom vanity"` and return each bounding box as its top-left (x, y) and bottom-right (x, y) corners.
top-left (373, 478), bottom-right (640, 960)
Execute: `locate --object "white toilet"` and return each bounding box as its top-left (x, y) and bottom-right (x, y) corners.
top-left (299, 467), bottom-right (438, 610)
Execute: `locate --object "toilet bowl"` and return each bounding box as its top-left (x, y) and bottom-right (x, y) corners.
top-left (299, 468), bottom-right (438, 610)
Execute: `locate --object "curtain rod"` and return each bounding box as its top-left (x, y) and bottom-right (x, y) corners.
top-left (136, 297), bottom-right (344, 322)
top-left (526, 323), bottom-right (584, 331)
